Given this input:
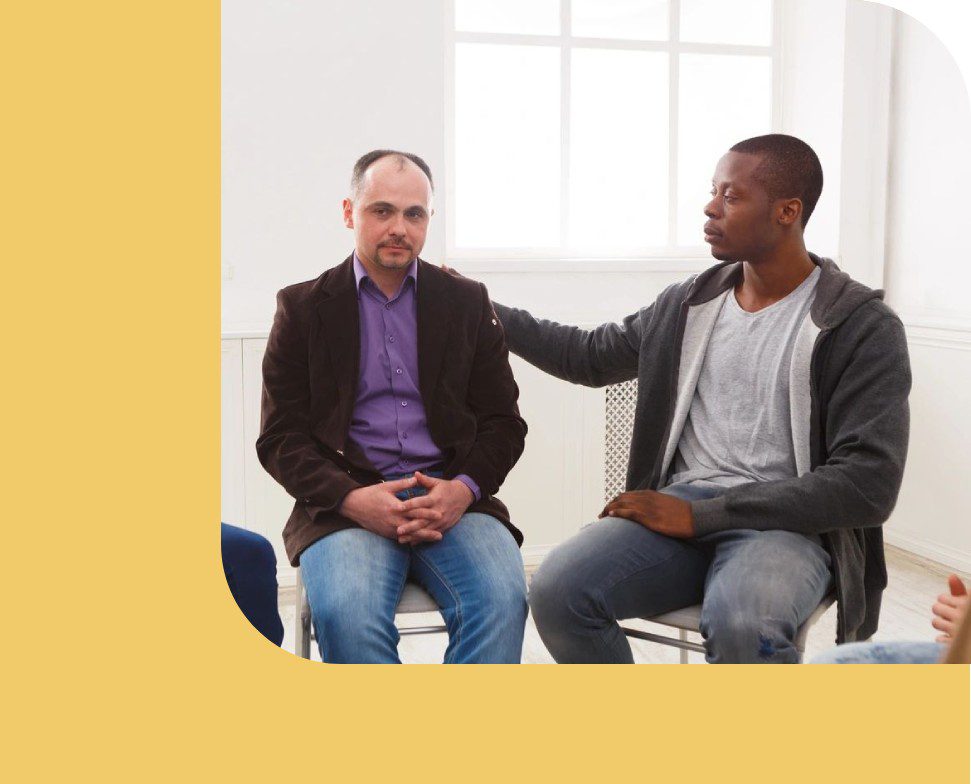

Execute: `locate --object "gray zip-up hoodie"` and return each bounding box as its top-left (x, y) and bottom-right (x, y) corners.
top-left (494, 255), bottom-right (911, 643)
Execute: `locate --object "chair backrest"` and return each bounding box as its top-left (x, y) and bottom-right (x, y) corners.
top-left (605, 379), bottom-right (638, 502)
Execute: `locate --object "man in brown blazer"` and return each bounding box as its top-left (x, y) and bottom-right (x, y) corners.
top-left (257, 150), bottom-right (529, 663)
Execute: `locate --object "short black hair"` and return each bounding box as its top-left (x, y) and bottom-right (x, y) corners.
top-left (350, 149), bottom-right (434, 197)
top-left (729, 134), bottom-right (823, 227)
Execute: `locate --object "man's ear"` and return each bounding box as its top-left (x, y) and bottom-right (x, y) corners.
top-left (342, 198), bottom-right (354, 229)
top-left (778, 198), bottom-right (803, 227)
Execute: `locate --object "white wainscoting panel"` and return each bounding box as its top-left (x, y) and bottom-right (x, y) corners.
top-left (499, 357), bottom-right (608, 564)
top-left (240, 338), bottom-right (296, 579)
top-left (221, 340), bottom-right (245, 526)
top-left (884, 338), bottom-right (971, 573)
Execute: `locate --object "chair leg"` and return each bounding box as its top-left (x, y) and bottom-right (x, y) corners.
top-left (679, 629), bottom-right (689, 664)
top-left (300, 614), bottom-right (311, 659)
top-left (294, 566), bottom-right (311, 660)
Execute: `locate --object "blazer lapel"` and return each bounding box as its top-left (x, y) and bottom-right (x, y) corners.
top-left (416, 260), bottom-right (453, 406)
top-left (315, 256), bottom-right (360, 433)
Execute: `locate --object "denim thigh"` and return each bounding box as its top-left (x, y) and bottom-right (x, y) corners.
top-left (407, 513), bottom-right (527, 617)
top-left (408, 512), bottom-right (528, 663)
top-left (299, 528), bottom-right (411, 659)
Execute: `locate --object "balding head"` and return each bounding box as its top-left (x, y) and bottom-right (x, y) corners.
top-left (350, 149), bottom-right (434, 200)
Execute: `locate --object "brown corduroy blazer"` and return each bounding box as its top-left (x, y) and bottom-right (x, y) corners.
top-left (256, 255), bottom-right (528, 566)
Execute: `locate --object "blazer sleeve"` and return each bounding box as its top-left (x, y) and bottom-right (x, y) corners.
top-left (255, 288), bottom-right (361, 512)
top-left (454, 283), bottom-right (529, 498)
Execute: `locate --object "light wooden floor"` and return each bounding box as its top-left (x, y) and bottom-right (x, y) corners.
top-left (276, 544), bottom-right (969, 663)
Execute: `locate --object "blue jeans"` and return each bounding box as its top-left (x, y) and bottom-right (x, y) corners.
top-left (299, 512), bottom-right (528, 663)
top-left (221, 523), bottom-right (285, 646)
top-left (529, 482), bottom-right (833, 663)
top-left (810, 641), bottom-right (946, 664)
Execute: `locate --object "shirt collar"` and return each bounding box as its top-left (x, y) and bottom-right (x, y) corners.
top-left (352, 252), bottom-right (418, 298)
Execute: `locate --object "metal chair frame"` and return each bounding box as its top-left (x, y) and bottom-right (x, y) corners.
top-left (621, 595), bottom-right (836, 663)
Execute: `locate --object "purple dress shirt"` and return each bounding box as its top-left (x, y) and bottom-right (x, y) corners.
top-left (347, 254), bottom-right (480, 500)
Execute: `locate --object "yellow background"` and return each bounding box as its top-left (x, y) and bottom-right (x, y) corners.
top-left (1, 2), bottom-right (967, 781)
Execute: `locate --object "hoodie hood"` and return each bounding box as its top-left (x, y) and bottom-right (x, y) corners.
top-left (685, 253), bottom-right (883, 331)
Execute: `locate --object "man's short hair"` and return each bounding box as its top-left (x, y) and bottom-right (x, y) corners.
top-left (350, 149), bottom-right (434, 198)
top-left (729, 134), bottom-right (823, 227)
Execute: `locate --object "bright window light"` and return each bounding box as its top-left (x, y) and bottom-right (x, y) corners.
top-left (572, 0), bottom-right (669, 42)
top-left (450, 0), bottom-right (777, 258)
top-left (455, 0), bottom-right (561, 36)
top-left (455, 43), bottom-right (561, 248)
top-left (569, 48), bottom-right (669, 250)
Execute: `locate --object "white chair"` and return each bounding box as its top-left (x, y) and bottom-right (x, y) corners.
top-left (294, 566), bottom-right (446, 660)
top-left (621, 595), bottom-right (836, 663)
top-left (604, 378), bottom-right (836, 663)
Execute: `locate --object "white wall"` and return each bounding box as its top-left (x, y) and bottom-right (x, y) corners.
top-left (883, 14), bottom-right (971, 327)
top-left (881, 10), bottom-right (971, 570)
top-left (222, 0), bottom-right (448, 333)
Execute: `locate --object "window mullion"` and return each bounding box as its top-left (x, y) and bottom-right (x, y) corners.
top-left (560, 0), bottom-right (571, 252)
top-left (771, 0), bottom-right (783, 130)
top-left (668, 0), bottom-right (681, 249)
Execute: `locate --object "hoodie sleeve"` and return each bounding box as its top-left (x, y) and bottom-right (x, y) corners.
top-left (691, 309), bottom-right (911, 536)
top-left (491, 282), bottom-right (688, 388)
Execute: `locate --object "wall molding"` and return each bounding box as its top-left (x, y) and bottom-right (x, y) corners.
top-left (885, 529), bottom-right (971, 574)
top-left (903, 319), bottom-right (971, 351)
top-left (446, 257), bottom-right (713, 275)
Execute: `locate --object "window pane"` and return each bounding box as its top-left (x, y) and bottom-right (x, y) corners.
top-left (455, 44), bottom-right (561, 248)
top-left (455, 0), bottom-right (560, 35)
top-left (680, 0), bottom-right (772, 46)
top-left (572, 0), bottom-right (669, 42)
top-left (677, 54), bottom-right (772, 245)
top-left (569, 49), bottom-right (668, 250)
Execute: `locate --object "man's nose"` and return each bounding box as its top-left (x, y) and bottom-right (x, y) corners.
top-left (390, 213), bottom-right (408, 236)
top-left (704, 197), bottom-right (719, 219)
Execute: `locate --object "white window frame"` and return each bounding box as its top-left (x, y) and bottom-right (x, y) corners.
top-left (444, 0), bottom-right (783, 272)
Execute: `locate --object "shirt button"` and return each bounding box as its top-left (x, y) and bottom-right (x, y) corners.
top-left (385, 303), bottom-right (392, 310)
top-left (395, 368), bottom-right (402, 375)
top-left (401, 433), bottom-right (408, 440)
top-left (389, 336), bottom-right (395, 343)
top-left (401, 401), bottom-right (408, 407)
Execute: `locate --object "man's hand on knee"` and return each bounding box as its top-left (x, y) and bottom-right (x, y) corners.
top-left (396, 471), bottom-right (473, 544)
top-left (339, 477), bottom-right (444, 543)
top-left (600, 489), bottom-right (695, 538)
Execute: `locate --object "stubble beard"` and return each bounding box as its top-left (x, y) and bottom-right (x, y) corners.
top-left (374, 249), bottom-right (415, 270)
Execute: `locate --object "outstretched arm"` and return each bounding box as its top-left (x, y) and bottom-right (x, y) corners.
top-left (492, 302), bottom-right (643, 388)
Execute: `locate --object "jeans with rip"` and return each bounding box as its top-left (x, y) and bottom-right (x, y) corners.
top-left (299, 486), bottom-right (527, 663)
top-left (529, 482), bottom-right (832, 663)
